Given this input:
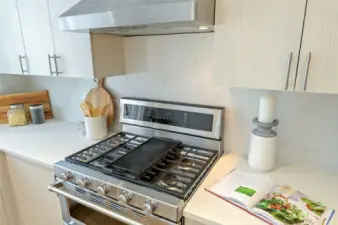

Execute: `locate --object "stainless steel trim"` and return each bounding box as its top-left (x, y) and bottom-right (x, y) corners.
top-left (303, 52), bottom-right (311, 91)
top-left (18, 55), bottom-right (28, 74)
top-left (53, 54), bottom-right (62, 76)
top-left (48, 181), bottom-right (142, 225)
top-left (120, 98), bottom-right (224, 140)
top-left (285, 52), bottom-right (293, 90)
top-left (48, 54), bottom-right (55, 76)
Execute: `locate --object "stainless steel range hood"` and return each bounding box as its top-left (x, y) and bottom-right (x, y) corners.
top-left (59, 0), bottom-right (215, 36)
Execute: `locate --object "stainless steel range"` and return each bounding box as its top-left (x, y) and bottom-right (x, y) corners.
top-left (48, 98), bottom-right (224, 225)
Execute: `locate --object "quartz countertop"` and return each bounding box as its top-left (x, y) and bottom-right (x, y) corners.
top-left (0, 120), bottom-right (118, 169)
top-left (184, 153), bottom-right (338, 225)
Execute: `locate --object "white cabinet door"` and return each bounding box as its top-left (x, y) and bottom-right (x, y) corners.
top-left (16, 0), bottom-right (55, 76)
top-left (215, 0), bottom-right (306, 90)
top-left (0, 0), bottom-right (27, 75)
top-left (296, 0), bottom-right (338, 93)
top-left (6, 155), bottom-right (63, 225)
top-left (48, 0), bottom-right (94, 78)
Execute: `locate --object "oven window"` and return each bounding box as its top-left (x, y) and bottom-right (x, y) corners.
top-left (70, 203), bottom-right (127, 225)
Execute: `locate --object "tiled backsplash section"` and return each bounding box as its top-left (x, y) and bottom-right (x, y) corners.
top-left (0, 33), bottom-right (337, 171)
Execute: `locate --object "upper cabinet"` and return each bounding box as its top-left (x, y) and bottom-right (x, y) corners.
top-left (48, 0), bottom-right (125, 78)
top-left (0, 0), bottom-right (27, 75)
top-left (220, 0), bottom-right (307, 91)
top-left (228, 0), bottom-right (338, 94)
top-left (2, 0), bottom-right (125, 78)
top-left (16, 0), bottom-right (55, 76)
top-left (295, 0), bottom-right (338, 93)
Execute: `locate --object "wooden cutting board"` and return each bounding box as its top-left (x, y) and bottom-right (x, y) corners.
top-left (84, 78), bottom-right (114, 126)
top-left (0, 90), bottom-right (53, 124)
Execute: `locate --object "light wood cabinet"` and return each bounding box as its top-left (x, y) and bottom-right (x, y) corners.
top-left (226, 0), bottom-right (338, 94)
top-left (6, 155), bottom-right (63, 225)
top-left (0, 191), bottom-right (8, 225)
top-left (0, 153), bottom-right (20, 225)
top-left (219, 0), bottom-right (307, 91)
top-left (295, 0), bottom-right (338, 93)
top-left (0, 0), bottom-right (27, 75)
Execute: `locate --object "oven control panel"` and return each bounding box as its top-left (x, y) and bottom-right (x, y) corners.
top-left (123, 104), bottom-right (214, 132)
top-left (120, 98), bottom-right (224, 140)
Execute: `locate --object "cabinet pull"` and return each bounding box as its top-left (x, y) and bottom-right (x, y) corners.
top-left (18, 55), bottom-right (29, 74)
top-left (303, 52), bottom-right (312, 91)
top-left (48, 54), bottom-right (55, 76)
top-left (53, 54), bottom-right (62, 76)
top-left (48, 54), bottom-right (62, 76)
top-left (284, 52), bottom-right (293, 90)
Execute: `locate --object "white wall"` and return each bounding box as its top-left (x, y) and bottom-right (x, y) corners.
top-left (0, 4), bottom-right (337, 171)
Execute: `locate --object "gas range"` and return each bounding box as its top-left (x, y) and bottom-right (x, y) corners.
top-left (49, 98), bottom-right (224, 225)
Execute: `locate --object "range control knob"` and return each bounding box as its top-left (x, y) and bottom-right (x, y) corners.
top-left (60, 171), bottom-right (73, 181)
top-left (118, 191), bottom-right (132, 205)
top-left (142, 200), bottom-right (158, 214)
top-left (97, 184), bottom-right (111, 196)
top-left (78, 178), bottom-right (91, 188)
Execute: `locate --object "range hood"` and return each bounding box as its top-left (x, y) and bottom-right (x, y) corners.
top-left (59, 0), bottom-right (215, 36)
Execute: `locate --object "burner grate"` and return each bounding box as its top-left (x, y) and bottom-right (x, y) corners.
top-left (65, 132), bottom-right (218, 200)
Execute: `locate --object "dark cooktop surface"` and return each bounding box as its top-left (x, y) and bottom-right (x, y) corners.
top-left (65, 132), bottom-right (218, 200)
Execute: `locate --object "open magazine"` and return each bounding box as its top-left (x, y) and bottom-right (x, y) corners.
top-left (206, 170), bottom-right (335, 225)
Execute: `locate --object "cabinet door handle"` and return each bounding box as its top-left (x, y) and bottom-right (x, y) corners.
top-left (303, 52), bottom-right (312, 91)
top-left (18, 55), bottom-right (29, 74)
top-left (48, 54), bottom-right (62, 76)
top-left (284, 52), bottom-right (293, 90)
top-left (48, 54), bottom-right (55, 76)
top-left (53, 54), bottom-right (62, 76)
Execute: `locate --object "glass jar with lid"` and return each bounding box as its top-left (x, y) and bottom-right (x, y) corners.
top-left (7, 103), bottom-right (28, 126)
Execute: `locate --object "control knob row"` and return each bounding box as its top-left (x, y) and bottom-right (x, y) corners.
top-left (97, 184), bottom-right (111, 196)
top-left (142, 199), bottom-right (158, 214)
top-left (118, 190), bottom-right (132, 204)
top-left (78, 177), bottom-right (91, 188)
top-left (60, 171), bottom-right (73, 181)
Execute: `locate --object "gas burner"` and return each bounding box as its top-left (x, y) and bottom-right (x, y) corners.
top-left (91, 156), bottom-right (114, 168)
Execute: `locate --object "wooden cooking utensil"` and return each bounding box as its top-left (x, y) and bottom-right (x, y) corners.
top-left (84, 78), bottom-right (114, 126)
top-left (80, 101), bottom-right (92, 117)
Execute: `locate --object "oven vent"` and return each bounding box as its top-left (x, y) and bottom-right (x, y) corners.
top-left (90, 194), bottom-right (108, 207)
top-left (75, 187), bottom-right (86, 195)
top-left (74, 187), bottom-right (145, 221)
top-left (110, 202), bottom-right (127, 215)
top-left (131, 209), bottom-right (146, 219)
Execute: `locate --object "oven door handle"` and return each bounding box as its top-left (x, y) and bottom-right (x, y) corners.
top-left (48, 181), bottom-right (142, 225)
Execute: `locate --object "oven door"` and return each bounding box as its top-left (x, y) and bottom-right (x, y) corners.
top-left (48, 180), bottom-right (181, 225)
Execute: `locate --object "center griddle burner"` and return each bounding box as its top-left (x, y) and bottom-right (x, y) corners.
top-left (65, 132), bottom-right (217, 200)
top-left (108, 137), bottom-right (179, 179)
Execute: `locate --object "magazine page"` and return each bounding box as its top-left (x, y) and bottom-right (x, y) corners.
top-left (206, 170), bottom-right (275, 209)
top-left (252, 185), bottom-right (335, 225)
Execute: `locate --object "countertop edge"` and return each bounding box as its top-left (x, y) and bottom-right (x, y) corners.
top-left (0, 148), bottom-right (54, 169)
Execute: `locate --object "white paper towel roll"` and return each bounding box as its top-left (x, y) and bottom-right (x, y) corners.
top-left (258, 95), bottom-right (275, 123)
